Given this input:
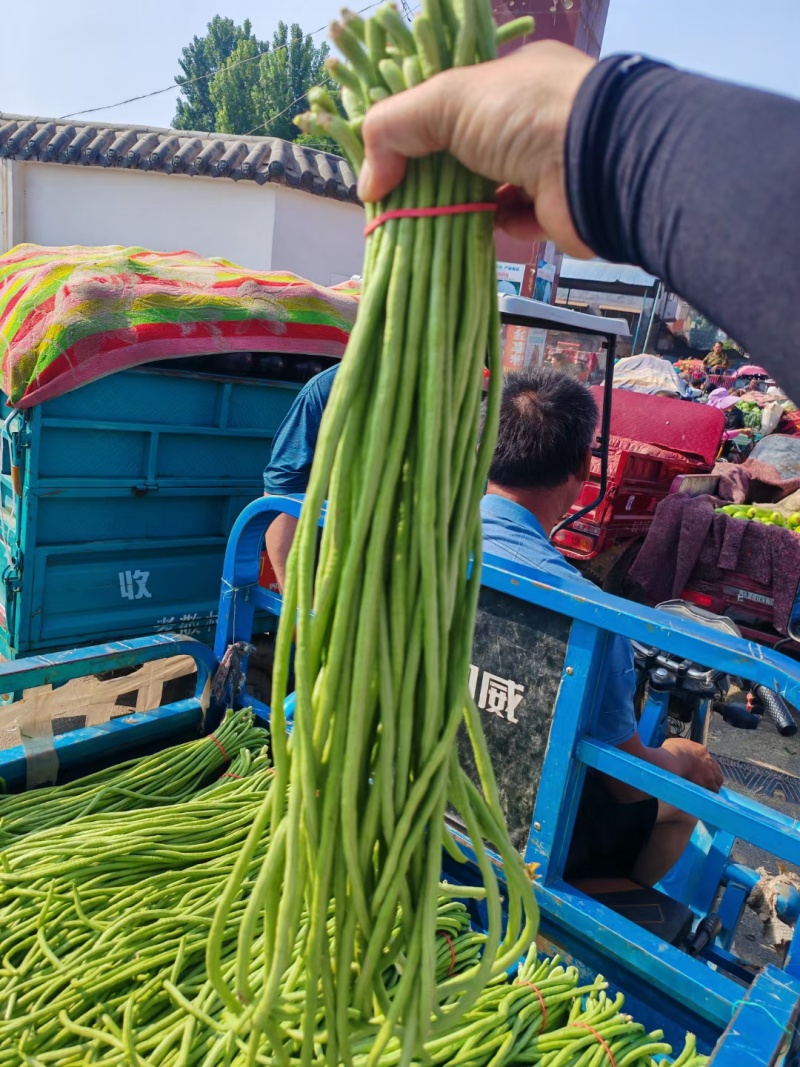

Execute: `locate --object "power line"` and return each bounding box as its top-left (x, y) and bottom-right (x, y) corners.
top-left (58, 2), bottom-right (384, 123)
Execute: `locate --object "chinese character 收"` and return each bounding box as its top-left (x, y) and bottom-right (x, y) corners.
top-left (118, 569), bottom-right (151, 601)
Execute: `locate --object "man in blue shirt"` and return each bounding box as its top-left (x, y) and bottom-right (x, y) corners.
top-left (263, 366), bottom-right (338, 590)
top-left (480, 368), bottom-right (722, 884)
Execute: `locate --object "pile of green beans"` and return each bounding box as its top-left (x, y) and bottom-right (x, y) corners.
top-left (0, 708), bottom-right (267, 844)
top-left (0, 807), bottom-right (708, 1067)
top-left (207, 2), bottom-right (541, 1061)
top-left (0, 749), bottom-right (275, 1062)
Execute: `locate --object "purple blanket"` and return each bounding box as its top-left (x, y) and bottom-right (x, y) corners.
top-left (629, 493), bottom-right (800, 633)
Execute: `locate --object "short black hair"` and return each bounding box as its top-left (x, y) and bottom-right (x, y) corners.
top-left (486, 367), bottom-right (598, 490)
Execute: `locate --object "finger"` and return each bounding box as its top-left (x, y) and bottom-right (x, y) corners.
top-left (359, 74), bottom-right (460, 202)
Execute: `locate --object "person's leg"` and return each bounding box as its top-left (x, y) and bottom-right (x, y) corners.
top-left (631, 802), bottom-right (697, 886)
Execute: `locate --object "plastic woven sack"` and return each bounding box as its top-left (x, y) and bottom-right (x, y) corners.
top-left (0, 245), bottom-right (361, 408)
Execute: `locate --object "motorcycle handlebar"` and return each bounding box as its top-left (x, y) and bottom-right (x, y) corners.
top-left (753, 685), bottom-right (798, 737)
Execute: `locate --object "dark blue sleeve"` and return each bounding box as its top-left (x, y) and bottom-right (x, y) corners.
top-left (566, 55), bottom-right (800, 397)
top-left (263, 366), bottom-right (338, 495)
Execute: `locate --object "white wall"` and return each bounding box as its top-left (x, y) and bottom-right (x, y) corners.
top-left (19, 164), bottom-right (276, 270)
top-left (272, 185), bottom-right (364, 286)
top-left (2, 161), bottom-right (366, 283)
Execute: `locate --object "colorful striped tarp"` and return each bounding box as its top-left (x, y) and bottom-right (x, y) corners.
top-left (0, 245), bottom-right (360, 408)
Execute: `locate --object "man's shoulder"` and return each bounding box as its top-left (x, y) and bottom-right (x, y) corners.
top-left (481, 498), bottom-right (583, 580)
top-left (302, 364), bottom-right (339, 403)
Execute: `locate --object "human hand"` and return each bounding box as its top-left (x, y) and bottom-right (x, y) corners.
top-left (660, 737), bottom-right (724, 792)
top-left (358, 41), bottom-right (596, 256)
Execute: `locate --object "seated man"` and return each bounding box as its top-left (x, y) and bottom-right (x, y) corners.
top-left (481, 367), bottom-right (723, 885)
top-left (263, 365), bottom-right (338, 591)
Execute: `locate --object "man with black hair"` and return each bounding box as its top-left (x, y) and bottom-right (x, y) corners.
top-left (481, 367), bottom-right (723, 885)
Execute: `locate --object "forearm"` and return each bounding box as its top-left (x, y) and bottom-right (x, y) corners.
top-left (600, 743), bottom-right (680, 804)
top-left (567, 56), bottom-right (800, 393)
top-left (265, 512), bottom-right (299, 594)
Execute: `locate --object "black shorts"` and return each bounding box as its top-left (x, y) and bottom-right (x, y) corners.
top-left (565, 773), bottom-right (658, 880)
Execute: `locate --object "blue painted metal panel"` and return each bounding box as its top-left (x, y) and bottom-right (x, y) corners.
top-left (578, 739), bottom-right (800, 870)
top-left (708, 967), bottom-right (800, 1066)
top-left (0, 369), bottom-right (302, 659)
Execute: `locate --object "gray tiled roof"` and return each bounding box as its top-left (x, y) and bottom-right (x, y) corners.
top-left (0, 112), bottom-right (359, 202)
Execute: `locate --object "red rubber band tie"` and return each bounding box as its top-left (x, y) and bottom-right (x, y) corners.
top-left (221, 772), bottom-right (241, 780)
top-left (437, 931), bottom-right (457, 977)
top-left (571, 1022), bottom-right (618, 1067)
top-left (364, 202), bottom-right (496, 236)
top-left (209, 734), bottom-right (229, 760)
top-left (516, 981), bottom-right (547, 1029)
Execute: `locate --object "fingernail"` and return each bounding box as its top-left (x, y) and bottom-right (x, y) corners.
top-left (357, 160), bottom-right (373, 202)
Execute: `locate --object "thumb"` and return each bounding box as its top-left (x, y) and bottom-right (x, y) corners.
top-left (358, 75), bottom-right (458, 202)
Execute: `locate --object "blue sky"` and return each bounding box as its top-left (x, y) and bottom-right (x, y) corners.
top-left (1, 0), bottom-right (798, 128)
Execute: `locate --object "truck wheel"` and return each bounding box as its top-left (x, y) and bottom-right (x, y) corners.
top-left (603, 540), bottom-right (647, 601)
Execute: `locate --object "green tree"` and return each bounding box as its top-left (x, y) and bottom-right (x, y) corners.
top-left (173, 18), bottom-right (338, 151)
top-left (173, 16), bottom-right (267, 131)
top-left (210, 36), bottom-right (265, 134)
top-left (256, 22), bottom-right (333, 141)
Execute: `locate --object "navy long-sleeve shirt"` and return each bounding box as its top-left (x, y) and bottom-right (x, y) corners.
top-left (566, 56), bottom-right (800, 396)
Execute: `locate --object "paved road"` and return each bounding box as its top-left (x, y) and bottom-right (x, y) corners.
top-left (707, 701), bottom-right (800, 970)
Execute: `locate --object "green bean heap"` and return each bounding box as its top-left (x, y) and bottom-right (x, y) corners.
top-left (206, 2), bottom-right (541, 1062)
top-left (0, 724), bottom-right (706, 1063)
top-left (0, 769), bottom-right (708, 1067)
top-left (0, 747), bottom-right (276, 1061)
top-left (0, 708), bottom-right (266, 844)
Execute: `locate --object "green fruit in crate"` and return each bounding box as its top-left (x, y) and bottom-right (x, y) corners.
top-left (770, 512), bottom-right (785, 526)
top-left (789, 513), bottom-right (800, 527)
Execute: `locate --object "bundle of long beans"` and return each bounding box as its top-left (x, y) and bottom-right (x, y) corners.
top-left (0, 708), bottom-right (267, 843)
top-left (205, 2), bottom-right (541, 1062)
